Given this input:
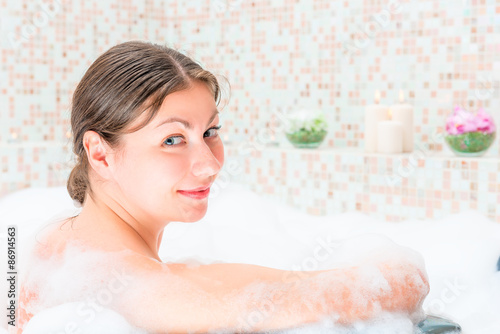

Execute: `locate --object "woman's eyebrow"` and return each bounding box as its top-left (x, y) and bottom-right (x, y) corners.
top-left (155, 110), bottom-right (219, 129)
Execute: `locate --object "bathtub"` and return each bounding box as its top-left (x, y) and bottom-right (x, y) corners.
top-left (1, 182), bottom-right (499, 333)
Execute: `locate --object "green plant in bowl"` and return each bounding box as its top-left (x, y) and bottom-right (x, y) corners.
top-left (285, 111), bottom-right (328, 148)
top-left (445, 131), bottom-right (496, 157)
top-left (445, 106), bottom-right (496, 157)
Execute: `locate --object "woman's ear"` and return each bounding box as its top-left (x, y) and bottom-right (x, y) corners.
top-left (82, 131), bottom-right (115, 180)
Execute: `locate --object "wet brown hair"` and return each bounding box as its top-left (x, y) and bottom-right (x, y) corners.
top-left (67, 41), bottom-right (224, 205)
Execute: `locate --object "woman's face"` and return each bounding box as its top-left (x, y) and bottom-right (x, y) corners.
top-left (109, 80), bottom-right (224, 225)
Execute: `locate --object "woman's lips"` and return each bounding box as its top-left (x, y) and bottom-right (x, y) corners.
top-left (177, 188), bottom-right (210, 199)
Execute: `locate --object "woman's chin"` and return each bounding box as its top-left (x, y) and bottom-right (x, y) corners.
top-left (179, 215), bottom-right (206, 223)
top-left (176, 206), bottom-right (208, 223)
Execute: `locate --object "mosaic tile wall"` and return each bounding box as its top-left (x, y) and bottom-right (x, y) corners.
top-left (223, 144), bottom-right (500, 223)
top-left (0, 0), bottom-right (499, 222)
top-left (0, 142), bottom-right (71, 194)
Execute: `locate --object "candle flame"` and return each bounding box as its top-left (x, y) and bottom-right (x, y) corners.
top-left (388, 109), bottom-right (392, 119)
top-left (399, 89), bottom-right (405, 103)
top-left (375, 90), bottom-right (381, 104)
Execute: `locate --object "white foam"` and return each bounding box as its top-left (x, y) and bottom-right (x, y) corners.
top-left (1, 184), bottom-right (500, 333)
top-left (270, 312), bottom-right (415, 334)
top-left (23, 302), bottom-right (146, 334)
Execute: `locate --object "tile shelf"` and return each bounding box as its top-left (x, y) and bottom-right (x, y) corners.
top-left (223, 142), bottom-right (500, 163)
top-left (223, 142), bottom-right (500, 223)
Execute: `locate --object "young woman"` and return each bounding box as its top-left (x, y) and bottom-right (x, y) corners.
top-left (17, 41), bottom-right (429, 333)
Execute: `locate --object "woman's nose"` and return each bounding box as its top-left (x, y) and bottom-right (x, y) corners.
top-left (190, 144), bottom-right (222, 178)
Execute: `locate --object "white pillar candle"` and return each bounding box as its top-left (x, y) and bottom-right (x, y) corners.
top-left (365, 91), bottom-right (389, 152)
top-left (377, 120), bottom-right (403, 154)
top-left (390, 90), bottom-right (414, 152)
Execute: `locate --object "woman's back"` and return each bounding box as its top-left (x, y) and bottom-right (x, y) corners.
top-left (19, 218), bottom-right (192, 332)
top-left (18, 219), bottom-right (133, 332)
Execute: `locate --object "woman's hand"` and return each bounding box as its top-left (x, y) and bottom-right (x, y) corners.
top-left (377, 260), bottom-right (430, 314)
top-left (318, 260), bottom-right (430, 325)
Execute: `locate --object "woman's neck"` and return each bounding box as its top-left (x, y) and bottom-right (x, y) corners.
top-left (75, 193), bottom-right (166, 262)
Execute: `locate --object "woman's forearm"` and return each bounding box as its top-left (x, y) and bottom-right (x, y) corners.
top-left (224, 262), bottom-right (428, 332)
top-left (207, 265), bottom-right (364, 332)
top-left (122, 260), bottom-right (428, 333)
top-left (232, 269), bottom-right (347, 332)
top-left (223, 271), bottom-right (328, 332)
top-left (232, 267), bottom-right (363, 331)
top-left (168, 263), bottom-right (337, 332)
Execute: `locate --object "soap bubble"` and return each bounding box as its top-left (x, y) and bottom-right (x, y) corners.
top-left (23, 302), bottom-right (146, 334)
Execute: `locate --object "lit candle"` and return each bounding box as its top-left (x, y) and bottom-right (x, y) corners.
top-left (377, 120), bottom-right (403, 154)
top-left (365, 90), bottom-right (389, 152)
top-left (390, 90), bottom-right (414, 152)
top-left (8, 131), bottom-right (19, 143)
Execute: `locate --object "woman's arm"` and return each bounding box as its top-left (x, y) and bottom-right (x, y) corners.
top-left (117, 256), bottom-right (429, 333)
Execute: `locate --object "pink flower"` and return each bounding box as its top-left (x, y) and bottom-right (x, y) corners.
top-left (446, 106), bottom-right (496, 135)
top-left (475, 108), bottom-right (496, 133)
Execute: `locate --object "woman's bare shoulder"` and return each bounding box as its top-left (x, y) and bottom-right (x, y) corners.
top-left (28, 217), bottom-right (129, 260)
top-left (25, 218), bottom-right (75, 261)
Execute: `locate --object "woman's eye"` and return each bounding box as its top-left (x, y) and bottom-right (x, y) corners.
top-left (204, 125), bottom-right (222, 138)
top-left (163, 136), bottom-right (183, 146)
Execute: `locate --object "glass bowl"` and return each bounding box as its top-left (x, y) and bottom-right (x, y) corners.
top-left (284, 109), bottom-right (328, 149)
top-left (445, 131), bottom-right (496, 157)
top-left (285, 129), bottom-right (328, 148)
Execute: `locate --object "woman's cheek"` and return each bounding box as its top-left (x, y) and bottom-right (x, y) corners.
top-left (214, 142), bottom-right (225, 167)
top-left (161, 154), bottom-right (189, 179)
